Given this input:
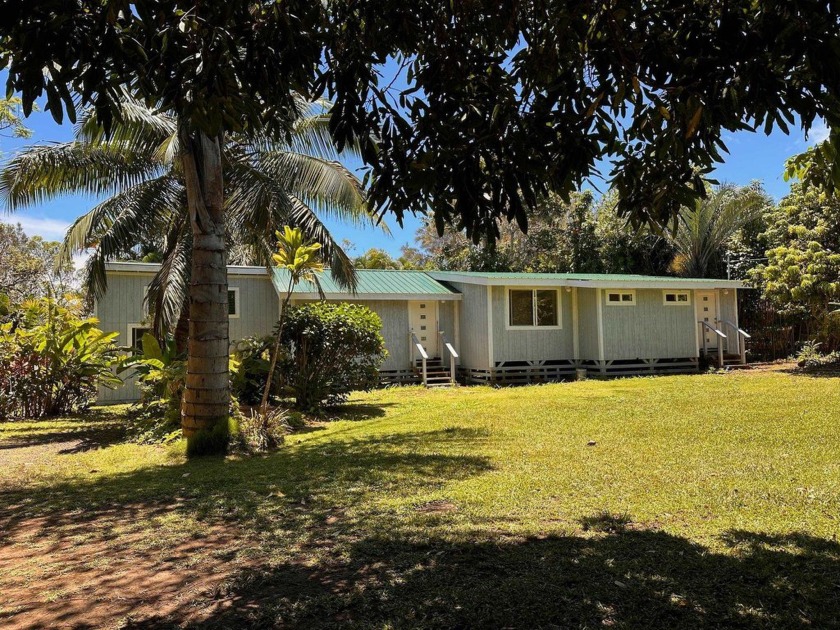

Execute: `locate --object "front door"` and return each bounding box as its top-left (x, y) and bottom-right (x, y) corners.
top-left (409, 301), bottom-right (439, 357)
top-left (695, 290), bottom-right (719, 350)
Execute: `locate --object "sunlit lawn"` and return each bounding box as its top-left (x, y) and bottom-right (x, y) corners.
top-left (1, 370), bottom-right (839, 628)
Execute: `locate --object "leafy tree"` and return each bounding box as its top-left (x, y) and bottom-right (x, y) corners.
top-left (396, 245), bottom-right (432, 271)
top-left (750, 184), bottom-right (840, 346)
top-left (0, 97), bottom-right (32, 140)
top-left (417, 192), bottom-right (602, 273)
top-left (591, 191), bottom-right (673, 276)
top-left (0, 222), bottom-right (78, 306)
top-left (667, 183), bottom-right (771, 278)
top-left (6, 0), bottom-right (840, 447)
top-left (354, 248), bottom-right (401, 270)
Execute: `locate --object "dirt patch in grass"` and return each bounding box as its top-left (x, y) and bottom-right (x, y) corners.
top-left (0, 507), bottom-right (251, 629)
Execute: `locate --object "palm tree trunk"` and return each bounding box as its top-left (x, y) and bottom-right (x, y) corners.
top-left (174, 297), bottom-right (190, 355)
top-left (178, 122), bottom-right (230, 452)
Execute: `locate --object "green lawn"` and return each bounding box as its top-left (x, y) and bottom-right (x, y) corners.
top-left (2, 370), bottom-right (839, 628)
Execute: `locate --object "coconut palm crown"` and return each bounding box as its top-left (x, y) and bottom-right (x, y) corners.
top-left (1, 94), bottom-right (380, 338)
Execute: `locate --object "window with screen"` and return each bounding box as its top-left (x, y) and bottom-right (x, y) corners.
top-left (663, 291), bottom-right (691, 305)
top-left (606, 290), bottom-right (636, 305)
top-left (508, 289), bottom-right (560, 327)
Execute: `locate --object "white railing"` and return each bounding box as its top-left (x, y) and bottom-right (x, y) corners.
top-left (409, 331), bottom-right (428, 385)
top-left (720, 319), bottom-right (751, 364)
top-left (698, 320), bottom-right (727, 368)
top-left (439, 331), bottom-right (459, 385)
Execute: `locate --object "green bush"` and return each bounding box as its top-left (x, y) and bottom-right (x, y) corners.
top-left (278, 302), bottom-right (386, 411)
top-left (231, 335), bottom-right (277, 405)
top-left (795, 341), bottom-right (840, 369)
top-left (0, 298), bottom-right (122, 419)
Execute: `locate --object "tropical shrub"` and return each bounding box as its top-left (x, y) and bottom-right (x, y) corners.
top-left (277, 303), bottom-right (386, 411)
top-left (231, 335), bottom-right (276, 406)
top-left (795, 341), bottom-right (840, 369)
top-left (119, 334), bottom-right (186, 442)
top-left (0, 298), bottom-right (121, 419)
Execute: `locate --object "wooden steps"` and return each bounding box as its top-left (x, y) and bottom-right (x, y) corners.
top-left (414, 358), bottom-right (455, 387)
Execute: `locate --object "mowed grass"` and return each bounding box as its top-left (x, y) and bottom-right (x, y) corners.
top-left (1, 370), bottom-right (840, 628)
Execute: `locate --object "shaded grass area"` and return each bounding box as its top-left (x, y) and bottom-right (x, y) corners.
top-left (1, 372), bottom-right (840, 628)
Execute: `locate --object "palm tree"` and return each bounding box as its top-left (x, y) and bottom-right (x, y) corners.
top-left (668, 183), bottom-right (769, 278)
top-left (258, 227), bottom-right (324, 422)
top-left (1, 94), bottom-right (379, 445)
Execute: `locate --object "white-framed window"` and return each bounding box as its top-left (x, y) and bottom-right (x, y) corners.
top-left (663, 290), bottom-right (691, 305)
top-left (605, 290), bottom-right (636, 306)
top-left (127, 323), bottom-right (151, 351)
top-left (507, 288), bottom-right (561, 328)
top-left (228, 287), bottom-right (240, 318)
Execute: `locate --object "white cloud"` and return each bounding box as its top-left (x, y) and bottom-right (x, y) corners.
top-left (808, 119), bottom-right (831, 145)
top-left (12, 215), bottom-right (71, 241)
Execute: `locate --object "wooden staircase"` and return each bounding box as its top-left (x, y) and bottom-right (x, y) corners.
top-left (705, 350), bottom-right (747, 368)
top-left (410, 331), bottom-right (459, 387)
top-left (414, 357), bottom-right (455, 387)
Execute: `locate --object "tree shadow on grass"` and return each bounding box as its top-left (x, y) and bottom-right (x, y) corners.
top-left (0, 426), bottom-right (494, 628)
top-left (128, 513), bottom-right (840, 629)
top-left (326, 401), bottom-right (399, 422)
top-left (0, 410), bottom-right (128, 452)
top-left (778, 365), bottom-right (840, 379)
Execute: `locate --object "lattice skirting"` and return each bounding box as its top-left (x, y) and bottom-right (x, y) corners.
top-left (378, 369), bottom-right (422, 385)
top-left (458, 357), bottom-right (699, 385)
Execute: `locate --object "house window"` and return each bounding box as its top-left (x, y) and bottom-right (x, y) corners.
top-left (127, 324), bottom-right (151, 351)
top-left (228, 287), bottom-right (240, 318)
top-left (606, 290), bottom-right (636, 306)
top-left (663, 290), bottom-right (691, 305)
top-left (508, 289), bottom-right (560, 328)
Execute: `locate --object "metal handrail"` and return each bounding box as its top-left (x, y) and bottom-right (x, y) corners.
top-left (439, 331), bottom-right (459, 385)
top-left (410, 331), bottom-right (428, 384)
top-left (698, 320), bottom-right (726, 368)
top-left (720, 319), bottom-right (751, 364)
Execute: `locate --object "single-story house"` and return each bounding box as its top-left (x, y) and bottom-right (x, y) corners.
top-left (96, 262), bottom-right (747, 402)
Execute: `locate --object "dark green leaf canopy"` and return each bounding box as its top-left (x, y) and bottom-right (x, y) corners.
top-left (4, 1), bottom-right (840, 239)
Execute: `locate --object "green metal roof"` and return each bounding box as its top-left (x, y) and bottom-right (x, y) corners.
top-left (427, 270), bottom-right (745, 288)
top-left (272, 268), bottom-right (460, 298)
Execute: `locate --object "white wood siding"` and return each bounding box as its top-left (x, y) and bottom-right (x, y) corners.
top-left (490, 286), bottom-right (575, 363)
top-left (601, 288), bottom-right (697, 359)
top-left (447, 281), bottom-right (490, 370)
top-left (97, 271), bottom-right (278, 402)
top-left (577, 288), bottom-right (600, 360)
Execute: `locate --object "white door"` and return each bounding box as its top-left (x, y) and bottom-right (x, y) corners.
top-left (409, 301), bottom-right (439, 357)
top-left (695, 290), bottom-right (719, 349)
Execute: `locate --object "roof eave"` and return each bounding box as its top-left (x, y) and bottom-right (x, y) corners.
top-left (427, 272), bottom-right (745, 290)
top-left (290, 292), bottom-right (462, 301)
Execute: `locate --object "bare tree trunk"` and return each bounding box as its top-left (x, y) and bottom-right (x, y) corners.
top-left (178, 122), bottom-right (230, 453)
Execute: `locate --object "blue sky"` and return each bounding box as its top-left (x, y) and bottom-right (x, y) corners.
top-left (0, 96), bottom-right (827, 258)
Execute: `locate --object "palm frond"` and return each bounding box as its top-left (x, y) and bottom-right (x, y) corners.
top-left (59, 176), bottom-right (183, 264)
top-left (147, 220), bottom-right (192, 338)
top-left (76, 95), bottom-right (177, 160)
top-left (254, 151), bottom-right (375, 227)
top-left (1, 142), bottom-right (163, 210)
